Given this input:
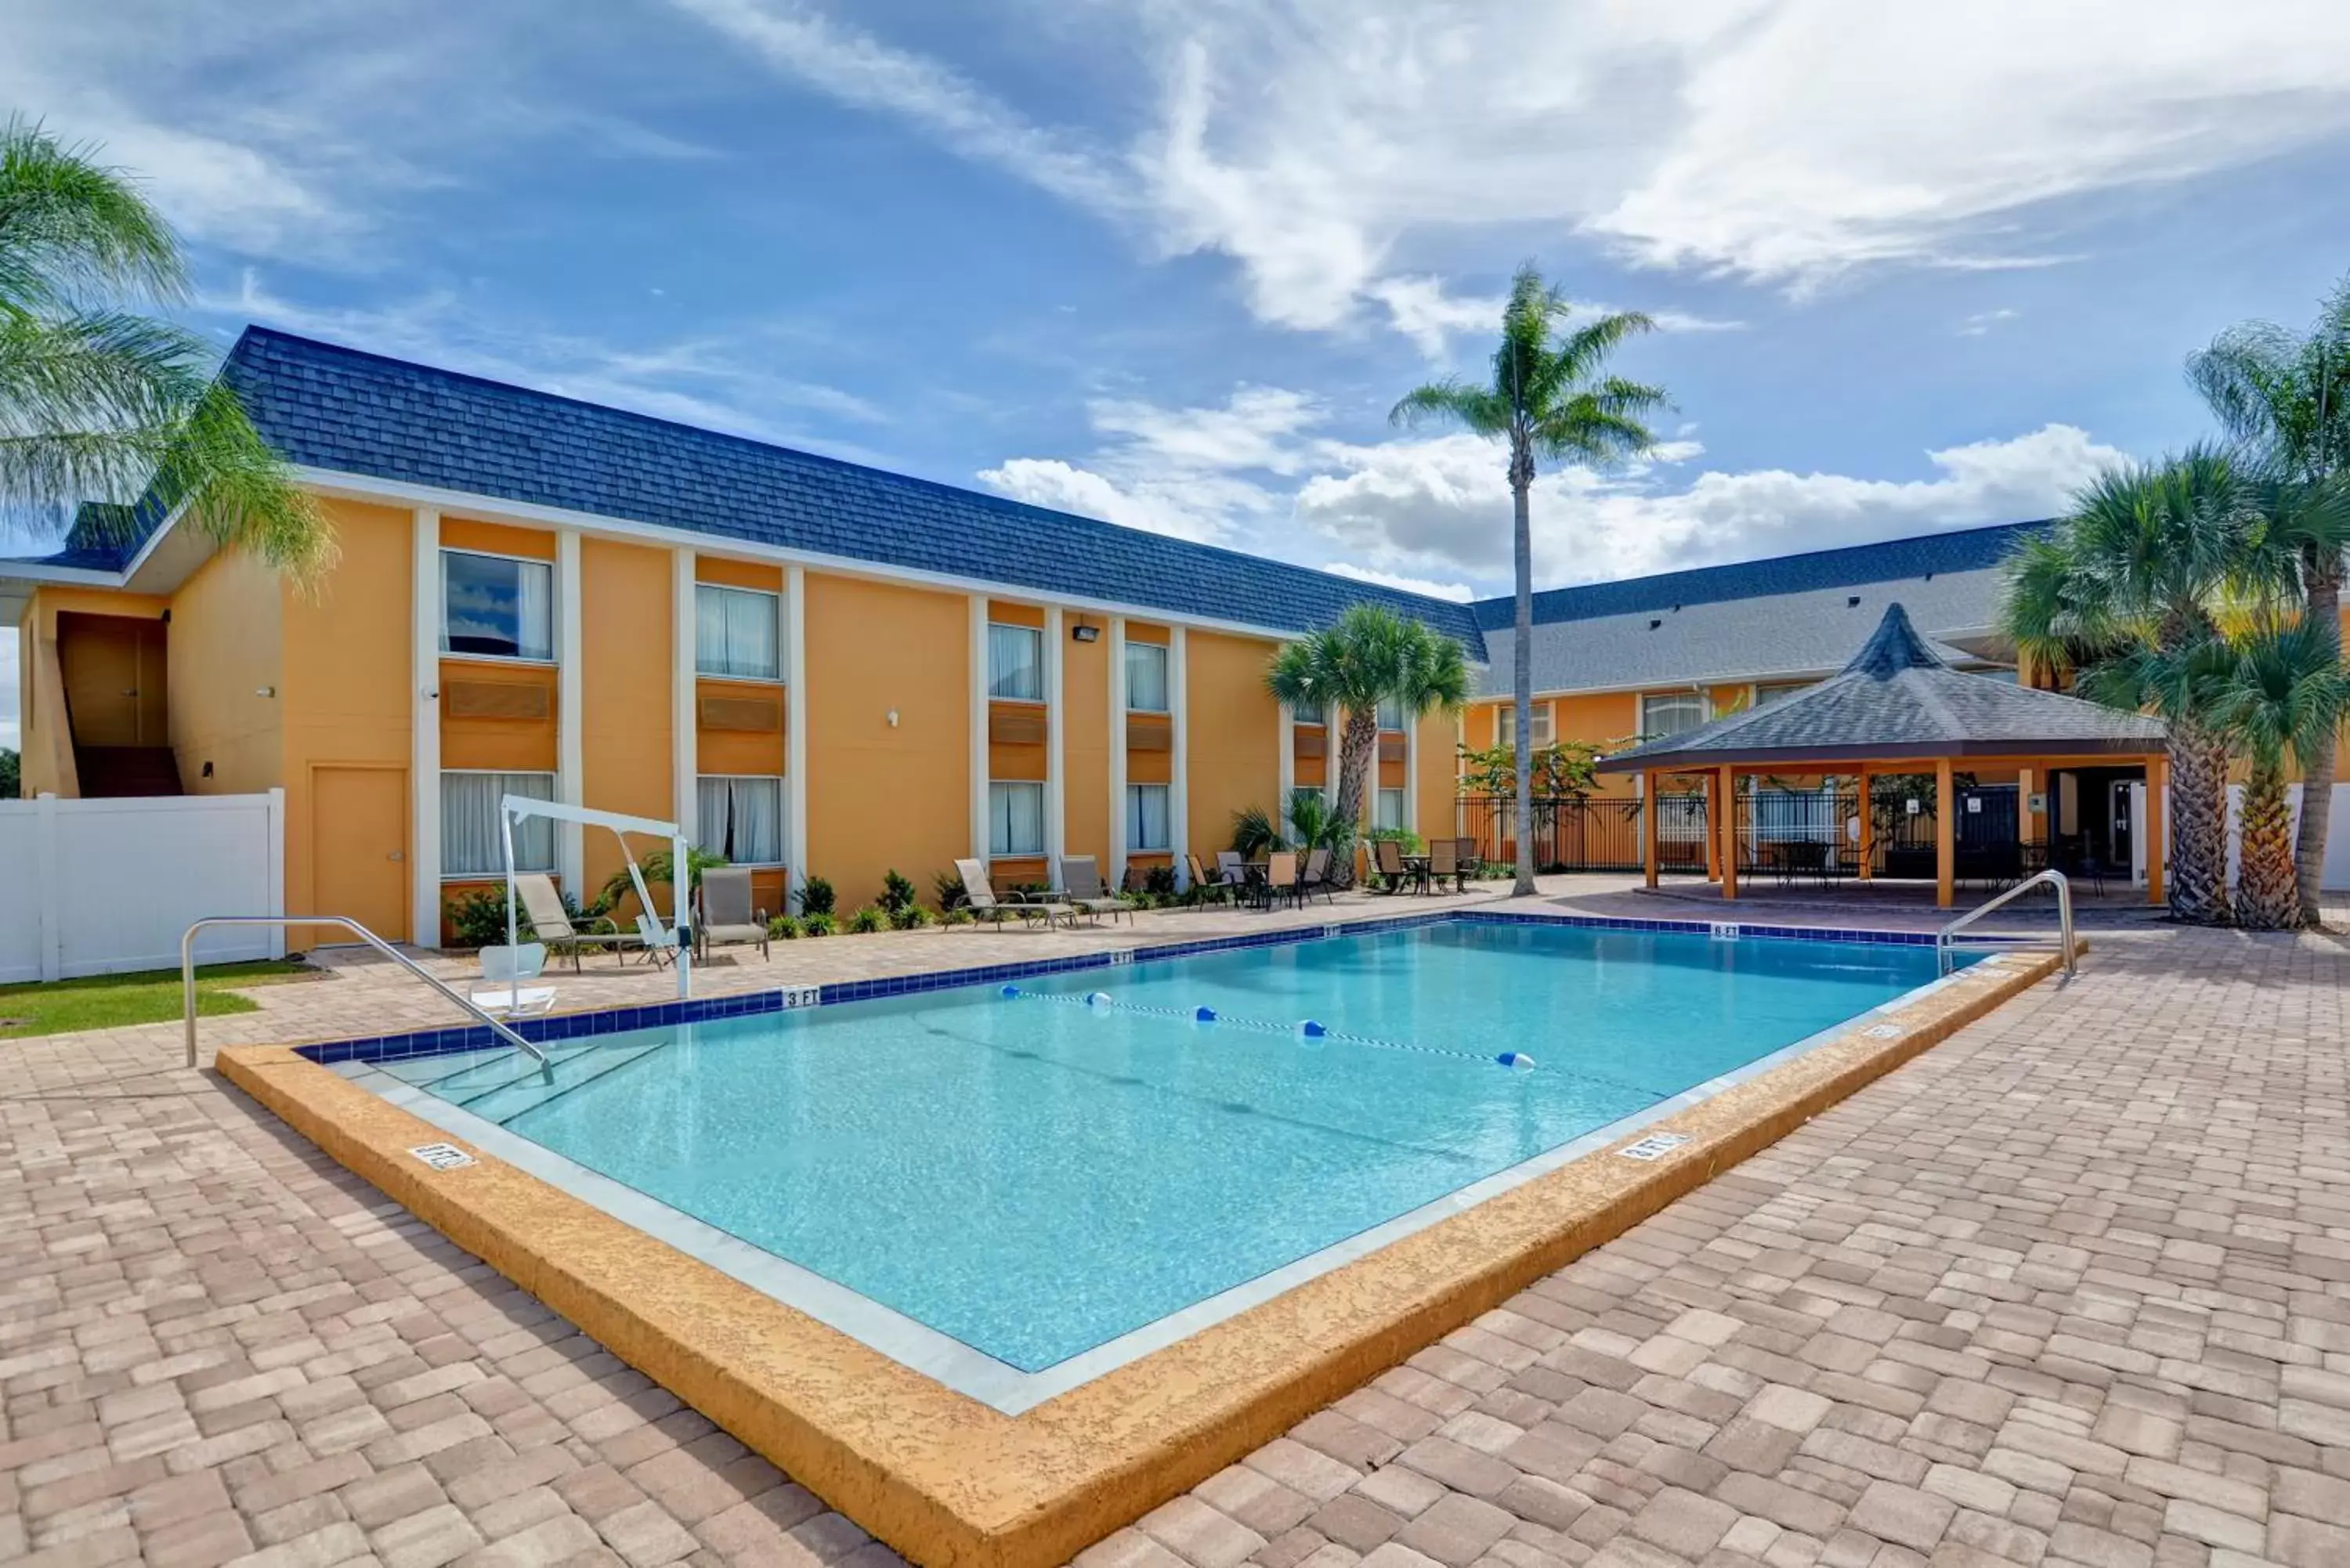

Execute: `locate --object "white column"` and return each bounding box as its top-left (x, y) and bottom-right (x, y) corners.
top-left (1278, 698), bottom-right (1296, 834)
top-left (1044, 605), bottom-right (1065, 871)
top-left (1169, 625), bottom-right (1189, 887)
top-left (1108, 616), bottom-right (1128, 890)
top-left (410, 507), bottom-right (441, 947)
top-left (970, 595), bottom-right (991, 862)
top-left (784, 566), bottom-right (808, 908)
top-left (672, 551), bottom-right (698, 852)
top-left (555, 530), bottom-right (585, 895)
top-left (1403, 717), bottom-right (1418, 842)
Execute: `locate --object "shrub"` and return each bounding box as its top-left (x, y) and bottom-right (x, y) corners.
top-left (798, 876), bottom-right (836, 916)
top-left (1366, 826), bottom-right (1425, 854)
top-left (932, 869), bottom-right (967, 910)
top-left (889, 902), bottom-right (933, 930)
top-left (942, 906), bottom-right (975, 926)
top-left (1231, 805), bottom-right (1281, 858)
top-left (768, 914), bottom-right (801, 941)
top-left (1140, 864), bottom-right (1179, 900)
top-left (880, 869), bottom-right (920, 916)
top-left (846, 904), bottom-right (888, 934)
top-left (800, 912), bottom-right (837, 937)
top-left (444, 885), bottom-right (592, 949)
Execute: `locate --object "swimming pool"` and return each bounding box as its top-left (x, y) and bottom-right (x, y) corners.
top-left (338, 918), bottom-right (1961, 1397)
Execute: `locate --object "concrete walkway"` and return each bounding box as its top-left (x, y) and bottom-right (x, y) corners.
top-left (3, 889), bottom-right (2346, 1568)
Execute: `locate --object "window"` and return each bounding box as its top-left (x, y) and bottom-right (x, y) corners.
top-left (1125, 641), bottom-right (1170, 713)
top-left (1376, 789), bottom-right (1406, 830)
top-left (988, 624), bottom-right (1043, 702)
top-left (1376, 697), bottom-right (1405, 731)
top-left (989, 781), bottom-right (1045, 856)
top-left (441, 771), bottom-right (555, 877)
top-left (1127, 783), bottom-right (1171, 851)
top-left (696, 775), bottom-right (783, 865)
top-left (1495, 703), bottom-right (1554, 747)
top-left (1753, 682), bottom-right (1811, 707)
top-left (695, 585), bottom-right (779, 681)
top-left (1291, 696), bottom-right (1325, 725)
top-left (1640, 692), bottom-right (1707, 739)
top-left (1975, 667), bottom-right (2020, 685)
top-left (441, 551), bottom-right (552, 661)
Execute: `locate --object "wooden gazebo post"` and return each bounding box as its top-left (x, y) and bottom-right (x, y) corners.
top-left (1643, 769), bottom-right (1660, 890)
top-left (2146, 753), bottom-right (2167, 907)
top-left (1855, 764), bottom-right (1873, 881)
top-left (1934, 757), bottom-right (1955, 909)
top-left (1719, 764), bottom-right (1740, 901)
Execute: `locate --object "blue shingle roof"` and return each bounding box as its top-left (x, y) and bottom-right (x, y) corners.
top-left (59, 327), bottom-right (1485, 645)
top-left (1470, 518), bottom-right (2049, 632)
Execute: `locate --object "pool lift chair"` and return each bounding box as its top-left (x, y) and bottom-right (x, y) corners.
top-left (495, 795), bottom-right (695, 1000)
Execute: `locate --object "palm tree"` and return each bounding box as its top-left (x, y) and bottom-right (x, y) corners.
top-left (1265, 603), bottom-right (1470, 885)
top-left (2001, 449), bottom-right (2272, 924)
top-left (2206, 621), bottom-right (2350, 928)
top-left (2188, 275), bottom-right (2350, 923)
top-left (1391, 265), bottom-right (1667, 896)
top-left (1, 119), bottom-right (329, 572)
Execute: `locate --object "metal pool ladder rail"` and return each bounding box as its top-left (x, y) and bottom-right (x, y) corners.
top-left (1936, 869), bottom-right (2076, 979)
top-left (181, 916), bottom-right (551, 1073)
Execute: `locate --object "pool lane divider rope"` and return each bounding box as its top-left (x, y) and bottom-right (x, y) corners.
top-left (998, 985), bottom-right (1538, 1071)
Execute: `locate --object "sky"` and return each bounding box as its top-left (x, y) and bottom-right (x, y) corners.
top-left (8, 0), bottom-right (2350, 753)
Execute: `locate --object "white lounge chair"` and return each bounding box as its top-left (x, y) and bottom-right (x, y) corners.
top-left (512, 872), bottom-right (634, 970)
top-left (470, 942), bottom-right (558, 1017)
top-left (1058, 855), bottom-right (1132, 925)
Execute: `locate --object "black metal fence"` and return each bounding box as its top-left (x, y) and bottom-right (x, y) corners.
top-left (1459, 782), bottom-right (2023, 880)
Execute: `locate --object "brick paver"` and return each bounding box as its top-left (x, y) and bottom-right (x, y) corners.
top-left (3, 885), bottom-right (2347, 1568)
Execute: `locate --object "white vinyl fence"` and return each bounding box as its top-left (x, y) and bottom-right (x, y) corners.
top-left (2222, 782), bottom-right (2350, 892)
top-left (0, 790), bottom-right (285, 983)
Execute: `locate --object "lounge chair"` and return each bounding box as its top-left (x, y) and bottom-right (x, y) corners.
top-left (953, 858), bottom-right (1075, 930)
top-left (512, 873), bottom-right (634, 970)
top-left (1428, 839), bottom-right (1467, 894)
top-left (1371, 837), bottom-right (1412, 894)
top-left (1300, 847), bottom-right (1336, 905)
top-left (469, 942), bottom-right (557, 1017)
top-left (1058, 855), bottom-right (1132, 925)
top-left (693, 868), bottom-right (770, 963)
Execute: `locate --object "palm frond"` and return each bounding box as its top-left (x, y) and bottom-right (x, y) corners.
top-left (0, 117), bottom-right (186, 314)
top-left (1389, 379), bottom-right (1507, 435)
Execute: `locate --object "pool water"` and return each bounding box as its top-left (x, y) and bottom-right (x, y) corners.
top-left (369, 922), bottom-right (1951, 1371)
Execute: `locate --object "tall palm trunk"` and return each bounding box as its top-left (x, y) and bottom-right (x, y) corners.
top-left (2238, 763), bottom-right (2301, 929)
top-left (2294, 551), bottom-right (2341, 926)
top-left (2165, 717), bottom-right (2234, 924)
top-left (1509, 434), bottom-right (1537, 898)
top-left (1330, 708), bottom-right (1381, 888)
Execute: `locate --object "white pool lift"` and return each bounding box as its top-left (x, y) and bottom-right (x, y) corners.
top-left (497, 795), bottom-right (693, 998)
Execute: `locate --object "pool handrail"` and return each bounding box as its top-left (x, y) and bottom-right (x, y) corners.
top-left (1936, 869), bottom-right (2075, 978)
top-left (181, 915), bottom-right (550, 1073)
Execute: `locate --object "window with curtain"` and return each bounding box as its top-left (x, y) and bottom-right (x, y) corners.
top-left (1125, 641), bottom-right (1170, 713)
top-left (441, 551), bottom-right (553, 660)
top-left (1127, 783), bottom-right (1171, 851)
top-left (1291, 696), bottom-right (1325, 725)
top-left (441, 772), bottom-right (555, 876)
top-left (1495, 703), bottom-right (1554, 747)
top-left (696, 775), bottom-right (784, 865)
top-left (1753, 681), bottom-right (1812, 707)
top-left (989, 781), bottom-right (1045, 856)
top-left (1376, 697), bottom-right (1404, 730)
top-left (1640, 692), bottom-right (1707, 738)
top-left (1376, 788), bottom-right (1406, 830)
top-left (988, 624), bottom-right (1043, 701)
top-left (695, 585), bottom-right (779, 681)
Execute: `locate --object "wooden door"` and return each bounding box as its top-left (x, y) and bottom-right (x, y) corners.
top-left (58, 613), bottom-right (167, 746)
top-left (311, 767), bottom-right (408, 943)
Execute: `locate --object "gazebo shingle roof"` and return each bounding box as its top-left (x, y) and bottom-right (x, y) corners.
top-left (1597, 603), bottom-right (2167, 771)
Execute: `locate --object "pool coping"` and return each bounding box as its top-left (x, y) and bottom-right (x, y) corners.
top-left (215, 912), bottom-right (2070, 1568)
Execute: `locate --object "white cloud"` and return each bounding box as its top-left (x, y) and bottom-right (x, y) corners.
top-left (1958, 309), bottom-right (2021, 338)
top-left (1320, 562), bottom-right (1473, 602)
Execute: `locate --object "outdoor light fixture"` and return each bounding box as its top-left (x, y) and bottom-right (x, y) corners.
top-left (1072, 623), bottom-right (1101, 643)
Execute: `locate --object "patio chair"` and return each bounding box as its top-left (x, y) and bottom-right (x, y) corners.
top-left (1058, 855), bottom-right (1132, 925)
top-left (1259, 851), bottom-right (1302, 911)
top-left (469, 942), bottom-right (557, 1017)
top-left (1428, 838), bottom-right (1467, 894)
top-left (1371, 837), bottom-right (1412, 894)
top-left (1217, 851), bottom-right (1248, 889)
top-left (1184, 853), bottom-right (1234, 905)
top-left (512, 873), bottom-right (634, 970)
top-left (1300, 847), bottom-right (1337, 905)
top-left (953, 858), bottom-right (1075, 930)
top-left (1455, 838), bottom-right (1480, 880)
top-left (693, 868), bottom-right (770, 963)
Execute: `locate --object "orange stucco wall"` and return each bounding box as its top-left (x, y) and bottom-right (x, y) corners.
top-left (168, 547), bottom-right (286, 796)
top-left (802, 573), bottom-right (971, 912)
top-left (580, 538), bottom-right (677, 902)
top-left (697, 679), bottom-right (787, 777)
top-left (1183, 631), bottom-right (1279, 859)
top-left (1415, 711), bottom-right (1456, 842)
top-left (1064, 627), bottom-right (1110, 867)
top-left (278, 500), bottom-right (415, 938)
top-left (441, 517), bottom-right (555, 560)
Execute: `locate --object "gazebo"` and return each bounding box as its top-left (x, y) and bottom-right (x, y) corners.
top-left (1597, 604), bottom-right (2171, 908)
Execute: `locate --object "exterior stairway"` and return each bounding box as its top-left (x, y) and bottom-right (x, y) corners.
top-left (73, 746), bottom-right (183, 797)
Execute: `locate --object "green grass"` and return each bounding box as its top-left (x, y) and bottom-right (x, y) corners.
top-left (0, 959), bottom-right (316, 1039)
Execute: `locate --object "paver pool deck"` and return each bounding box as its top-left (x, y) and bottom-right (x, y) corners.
top-left (3, 880), bottom-right (2347, 1568)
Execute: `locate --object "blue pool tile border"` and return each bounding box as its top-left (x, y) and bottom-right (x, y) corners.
top-left (294, 907), bottom-right (1992, 1068)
